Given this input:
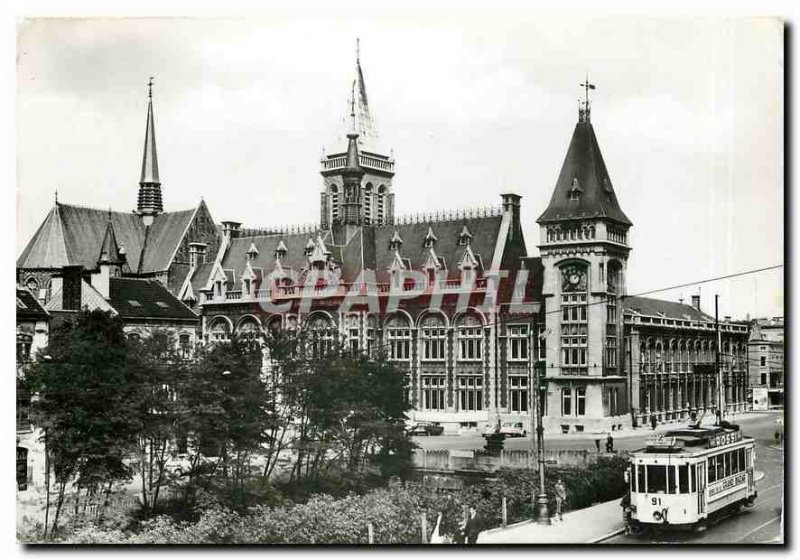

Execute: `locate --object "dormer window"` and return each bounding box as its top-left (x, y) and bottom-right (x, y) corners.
top-left (275, 240), bottom-right (288, 260)
top-left (424, 226), bottom-right (438, 249)
top-left (246, 242), bottom-right (259, 261)
top-left (389, 230), bottom-right (403, 251)
top-left (458, 225), bottom-right (473, 246)
top-left (568, 177), bottom-right (583, 202)
top-left (304, 238), bottom-right (315, 257)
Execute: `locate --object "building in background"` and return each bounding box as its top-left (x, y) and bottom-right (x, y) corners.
top-left (748, 317), bottom-right (784, 408)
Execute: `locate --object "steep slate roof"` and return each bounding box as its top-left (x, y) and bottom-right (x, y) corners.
top-left (537, 120), bottom-right (632, 226)
top-left (18, 202), bottom-right (200, 274)
top-left (109, 278), bottom-right (198, 320)
top-left (624, 296), bottom-right (714, 322)
top-left (16, 288), bottom-right (49, 320)
top-left (219, 215), bottom-right (505, 287)
top-left (139, 208), bottom-right (196, 272)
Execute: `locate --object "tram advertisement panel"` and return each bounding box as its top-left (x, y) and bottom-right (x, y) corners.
top-left (708, 472), bottom-right (747, 500)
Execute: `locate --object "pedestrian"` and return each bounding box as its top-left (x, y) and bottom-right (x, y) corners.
top-left (594, 439), bottom-right (601, 452)
top-left (606, 433), bottom-right (614, 453)
top-left (650, 415), bottom-right (658, 430)
top-left (620, 492), bottom-right (632, 535)
top-left (464, 506), bottom-right (483, 544)
top-left (554, 478), bottom-right (567, 521)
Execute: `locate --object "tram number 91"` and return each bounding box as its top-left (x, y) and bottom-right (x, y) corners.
top-left (651, 497), bottom-right (662, 506)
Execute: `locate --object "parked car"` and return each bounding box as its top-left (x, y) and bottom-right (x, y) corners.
top-left (482, 422), bottom-right (501, 437)
top-left (500, 421), bottom-right (527, 438)
top-left (407, 422), bottom-right (444, 436)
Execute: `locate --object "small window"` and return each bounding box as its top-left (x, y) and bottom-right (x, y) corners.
top-left (128, 300), bottom-right (142, 307)
top-left (156, 301), bottom-right (169, 308)
top-left (646, 465), bottom-right (667, 494)
top-left (667, 466), bottom-right (676, 494)
top-left (678, 464), bottom-right (688, 493)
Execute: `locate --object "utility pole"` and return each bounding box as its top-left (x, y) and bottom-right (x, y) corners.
top-left (715, 294), bottom-right (723, 424)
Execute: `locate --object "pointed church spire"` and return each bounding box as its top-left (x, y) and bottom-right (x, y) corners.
top-left (137, 76), bottom-right (163, 221)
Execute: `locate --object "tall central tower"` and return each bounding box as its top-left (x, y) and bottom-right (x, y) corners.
top-left (320, 41), bottom-right (395, 228)
top-left (536, 84), bottom-right (633, 433)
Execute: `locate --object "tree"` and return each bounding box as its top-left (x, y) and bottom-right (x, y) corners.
top-left (275, 332), bottom-right (414, 492)
top-left (27, 310), bottom-right (141, 537)
top-left (127, 330), bottom-right (190, 517)
top-left (179, 335), bottom-right (269, 511)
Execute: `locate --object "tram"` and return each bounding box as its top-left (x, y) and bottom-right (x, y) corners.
top-left (624, 421), bottom-right (757, 532)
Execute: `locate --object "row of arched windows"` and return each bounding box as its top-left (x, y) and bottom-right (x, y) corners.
top-left (206, 311), bottom-right (498, 363)
top-left (639, 338), bottom-right (747, 373)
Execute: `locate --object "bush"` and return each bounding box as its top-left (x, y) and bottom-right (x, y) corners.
top-left (59, 456), bottom-right (628, 544)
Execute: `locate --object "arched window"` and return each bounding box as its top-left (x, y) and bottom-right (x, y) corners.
top-left (237, 317), bottom-right (262, 341)
top-left (386, 315), bottom-right (411, 361)
top-left (456, 314), bottom-right (483, 361)
top-left (364, 183), bottom-right (373, 224)
top-left (209, 318), bottom-right (231, 343)
top-left (305, 314), bottom-right (336, 357)
top-left (607, 260), bottom-right (622, 294)
top-left (377, 185), bottom-right (386, 223)
top-left (560, 262), bottom-right (588, 375)
top-left (330, 184), bottom-right (340, 221)
top-left (420, 314), bottom-right (447, 362)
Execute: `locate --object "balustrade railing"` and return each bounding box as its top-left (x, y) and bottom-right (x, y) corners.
top-left (204, 277), bottom-right (490, 303)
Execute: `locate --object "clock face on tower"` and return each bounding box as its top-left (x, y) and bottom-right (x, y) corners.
top-left (562, 265), bottom-right (587, 292)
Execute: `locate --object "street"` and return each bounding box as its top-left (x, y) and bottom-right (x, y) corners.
top-left (412, 411), bottom-right (783, 544)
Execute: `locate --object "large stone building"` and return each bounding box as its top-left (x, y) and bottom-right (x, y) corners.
top-left (17, 48), bottom-right (750, 433)
top-left (748, 317), bottom-right (784, 408)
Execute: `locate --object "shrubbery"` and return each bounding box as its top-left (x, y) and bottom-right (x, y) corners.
top-left (62, 456), bottom-right (628, 544)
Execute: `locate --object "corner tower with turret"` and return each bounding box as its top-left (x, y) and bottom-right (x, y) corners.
top-left (320, 41), bottom-right (395, 228)
top-left (536, 86), bottom-right (633, 433)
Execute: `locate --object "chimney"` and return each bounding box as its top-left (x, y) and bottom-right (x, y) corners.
top-left (62, 265), bottom-right (83, 311)
top-left (691, 294), bottom-right (701, 311)
top-left (188, 242), bottom-right (208, 268)
top-left (221, 221), bottom-right (242, 242)
top-left (501, 193), bottom-right (522, 240)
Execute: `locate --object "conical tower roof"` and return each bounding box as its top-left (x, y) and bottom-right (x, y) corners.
top-left (537, 119), bottom-right (631, 226)
top-left (98, 217), bottom-right (124, 265)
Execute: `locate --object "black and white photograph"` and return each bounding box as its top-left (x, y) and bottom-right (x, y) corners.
top-left (11, 4), bottom-right (786, 547)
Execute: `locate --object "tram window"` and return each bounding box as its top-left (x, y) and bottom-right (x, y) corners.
top-left (678, 465), bottom-right (689, 493)
top-left (637, 465), bottom-right (645, 493)
top-left (708, 457), bottom-right (716, 483)
top-left (646, 465), bottom-right (667, 494)
top-left (690, 464), bottom-right (696, 492)
top-left (732, 450), bottom-right (739, 473)
top-left (740, 448), bottom-right (746, 471)
top-left (726, 452), bottom-right (733, 478)
top-left (667, 466), bottom-right (677, 494)
top-left (717, 455), bottom-right (725, 480)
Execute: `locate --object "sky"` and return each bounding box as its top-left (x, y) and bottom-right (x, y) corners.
top-left (14, 13), bottom-right (784, 320)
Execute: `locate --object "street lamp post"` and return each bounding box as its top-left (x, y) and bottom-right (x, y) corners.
top-left (534, 330), bottom-right (551, 525)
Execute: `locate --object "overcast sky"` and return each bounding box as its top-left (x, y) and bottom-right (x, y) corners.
top-left (15, 14), bottom-right (783, 319)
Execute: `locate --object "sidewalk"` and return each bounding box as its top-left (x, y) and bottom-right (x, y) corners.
top-left (477, 499), bottom-right (623, 544)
